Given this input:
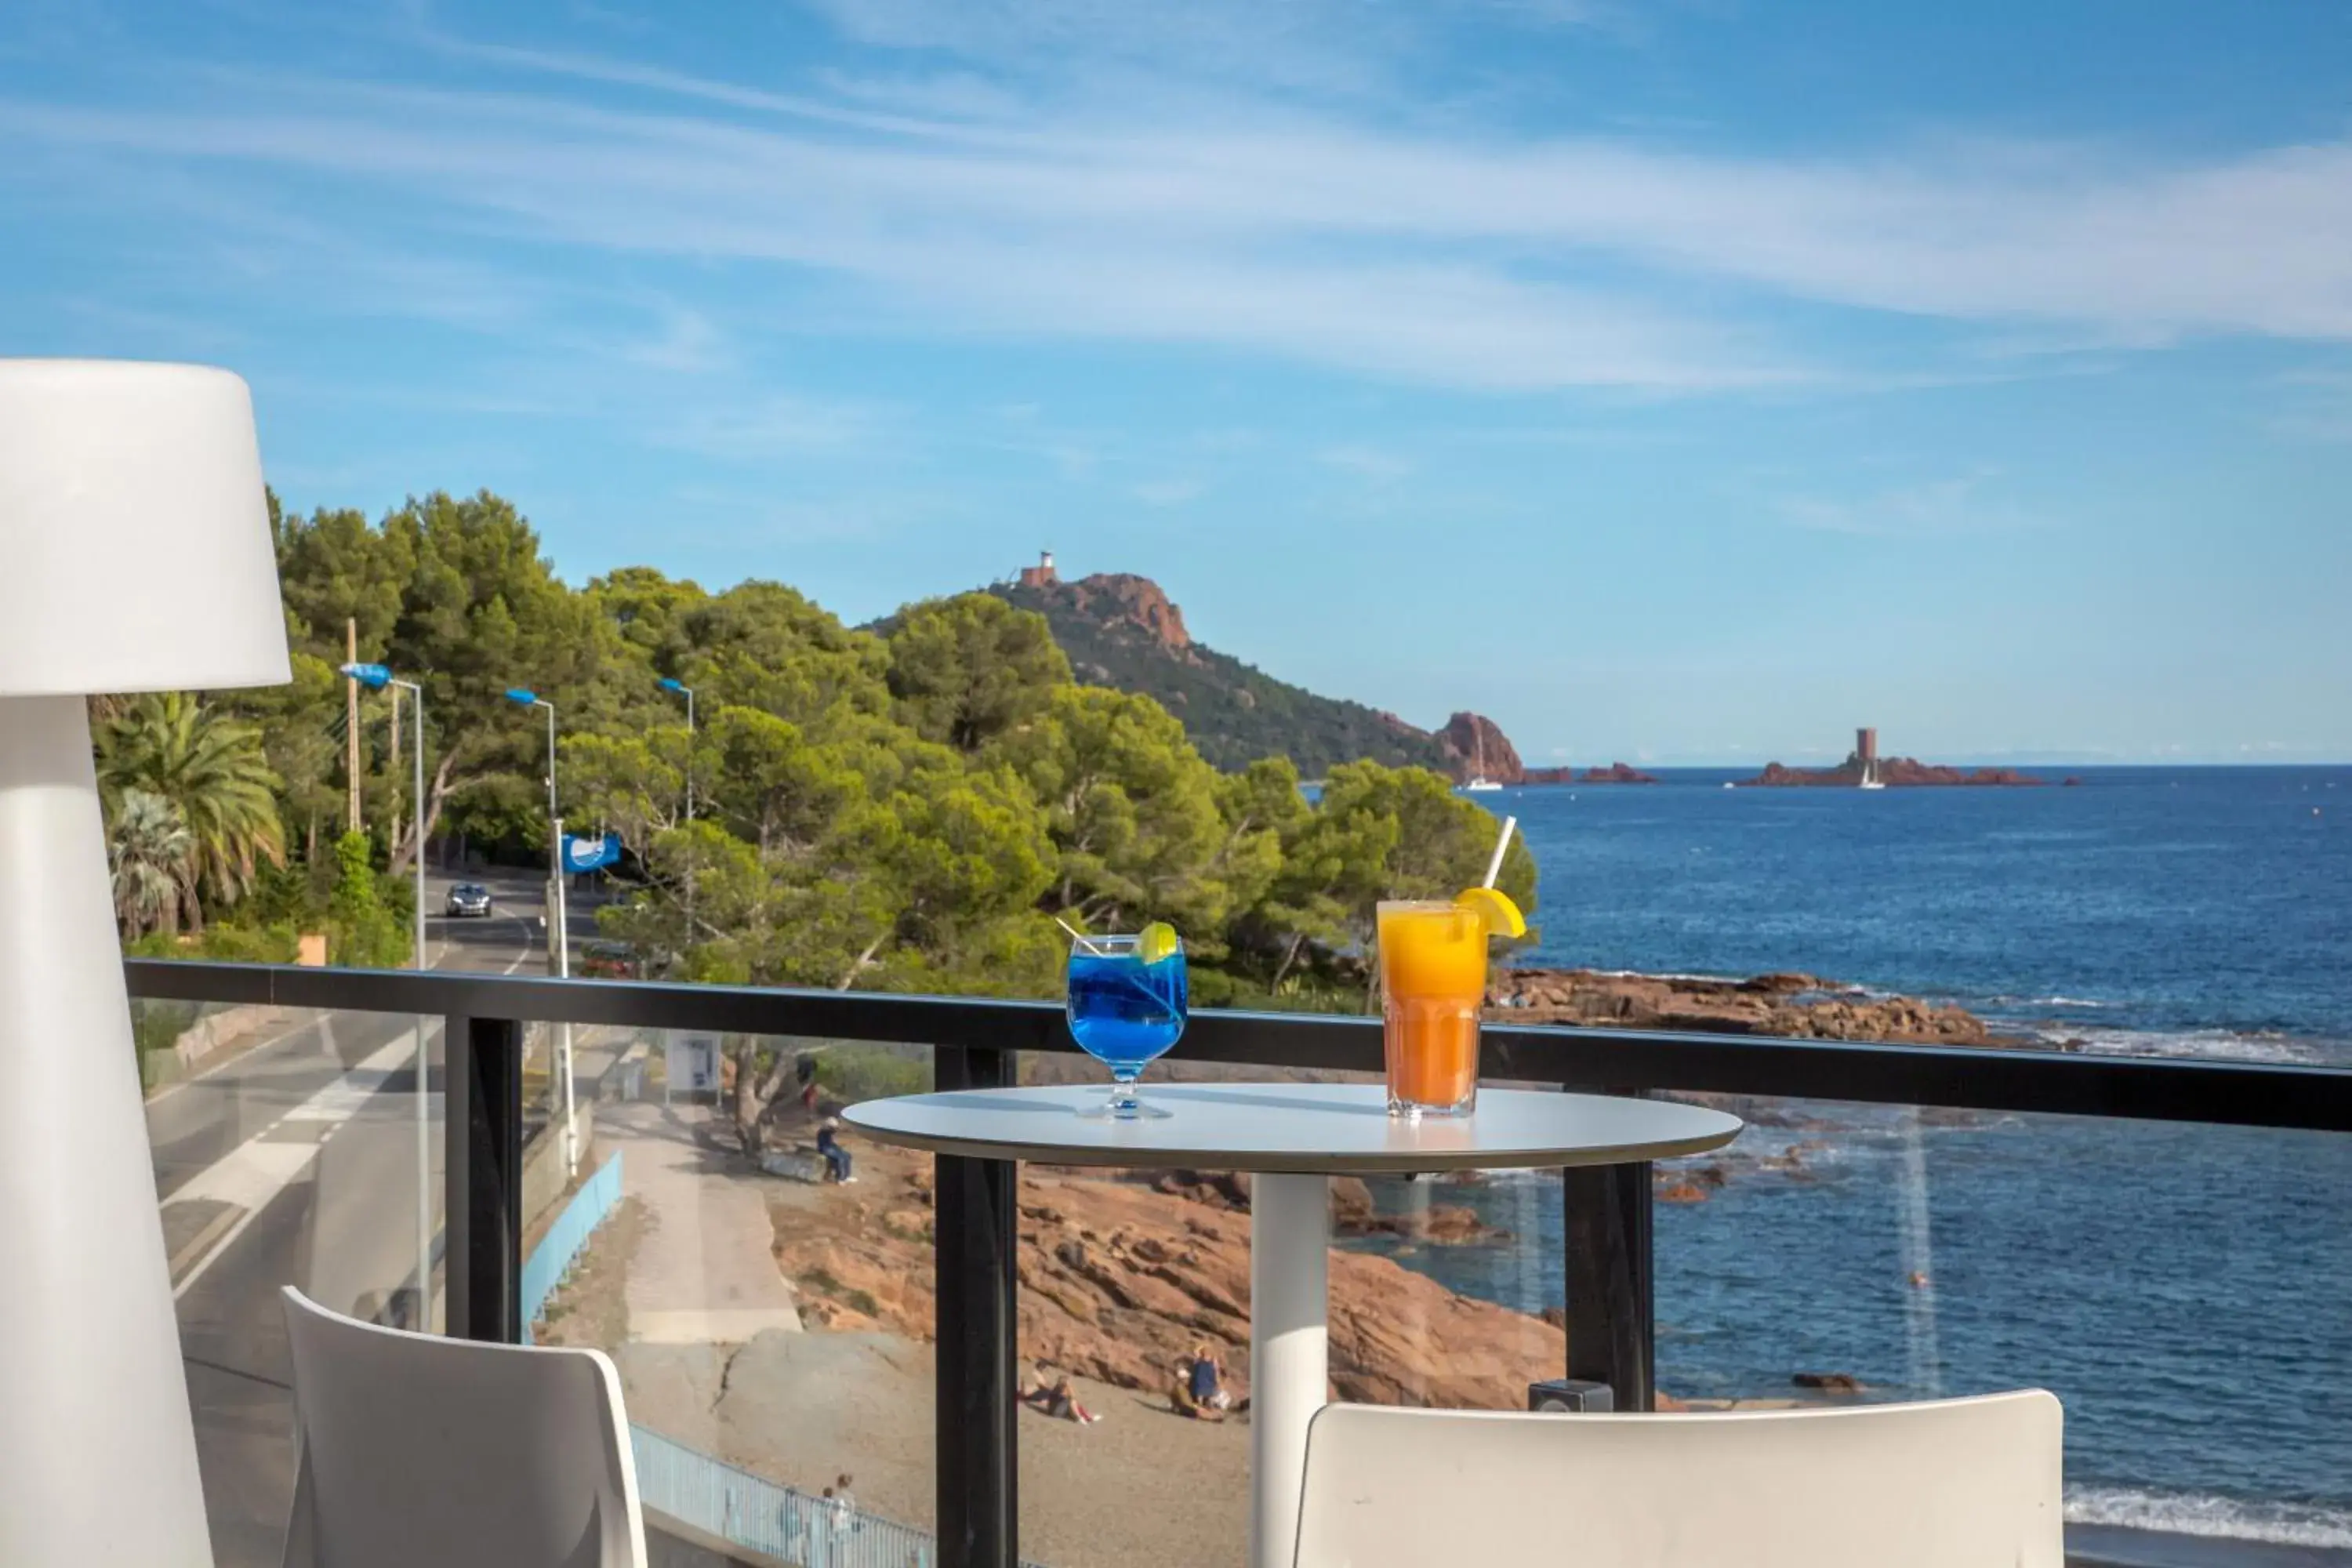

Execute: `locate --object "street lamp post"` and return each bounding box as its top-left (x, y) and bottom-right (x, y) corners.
top-left (505, 687), bottom-right (576, 1176)
top-left (343, 661), bottom-right (433, 1327)
top-left (658, 677), bottom-right (697, 947)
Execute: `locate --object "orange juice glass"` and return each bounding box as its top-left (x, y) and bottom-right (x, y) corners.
top-left (1377, 900), bottom-right (1487, 1118)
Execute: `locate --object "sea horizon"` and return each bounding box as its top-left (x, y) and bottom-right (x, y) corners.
top-left (1362, 762), bottom-right (2350, 1552)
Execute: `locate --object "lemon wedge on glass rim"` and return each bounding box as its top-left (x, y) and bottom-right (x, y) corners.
top-left (1453, 886), bottom-right (1526, 939)
top-left (1137, 920), bottom-right (1182, 965)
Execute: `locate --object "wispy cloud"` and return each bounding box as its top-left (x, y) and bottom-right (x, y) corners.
top-left (2269, 367), bottom-right (2352, 443)
top-left (650, 394), bottom-right (882, 460)
top-left (1776, 473), bottom-right (2038, 538)
top-left (5, 24), bottom-right (2350, 397)
top-left (1318, 444), bottom-right (1414, 481)
top-left (1131, 477), bottom-right (1206, 506)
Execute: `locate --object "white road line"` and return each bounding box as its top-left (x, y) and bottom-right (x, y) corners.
top-left (493, 913), bottom-right (539, 975)
top-left (143, 1009), bottom-right (323, 1108)
top-left (162, 901), bottom-right (540, 1298)
top-left (146, 897), bottom-right (528, 1110)
top-left (170, 1017), bottom-right (441, 1299)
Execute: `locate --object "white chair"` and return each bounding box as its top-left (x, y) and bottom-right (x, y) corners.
top-left (278, 1286), bottom-right (648, 1568)
top-left (1294, 1390), bottom-right (2063, 1568)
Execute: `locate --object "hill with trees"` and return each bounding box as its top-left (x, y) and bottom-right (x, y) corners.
top-left (990, 569), bottom-right (1461, 779)
top-left (111, 492), bottom-right (1538, 1069)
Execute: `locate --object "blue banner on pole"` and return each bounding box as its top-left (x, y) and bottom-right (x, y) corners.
top-left (561, 831), bottom-right (622, 874)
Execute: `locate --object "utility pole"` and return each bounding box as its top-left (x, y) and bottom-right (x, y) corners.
top-left (388, 676), bottom-right (402, 855)
top-left (345, 618), bottom-right (361, 833)
top-left (506, 687), bottom-right (575, 1177)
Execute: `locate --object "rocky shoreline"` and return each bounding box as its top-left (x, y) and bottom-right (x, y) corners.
top-left (771, 1145), bottom-right (1560, 1411)
top-left (1492, 967), bottom-right (2023, 1045)
top-left (782, 970), bottom-right (2020, 1415)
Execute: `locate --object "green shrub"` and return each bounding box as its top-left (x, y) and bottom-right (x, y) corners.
top-left (801, 1268), bottom-right (881, 1318)
top-left (328, 831), bottom-right (411, 968)
top-left (197, 922), bottom-right (301, 964)
top-left (132, 1000), bottom-right (200, 1060)
top-left (813, 1044), bottom-right (931, 1102)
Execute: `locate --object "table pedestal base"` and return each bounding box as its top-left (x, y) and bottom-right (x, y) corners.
top-left (1249, 1171), bottom-right (1329, 1568)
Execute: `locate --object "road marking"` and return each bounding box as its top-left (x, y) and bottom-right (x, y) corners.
top-left (171, 1017), bottom-right (441, 1300)
top-left (157, 897), bottom-right (543, 1298)
top-left (494, 913), bottom-right (539, 975)
top-left (146, 900), bottom-right (528, 1109)
top-left (144, 1009), bottom-right (323, 1109)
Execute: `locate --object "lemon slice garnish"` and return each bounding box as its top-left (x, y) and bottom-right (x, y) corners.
top-left (1137, 921), bottom-right (1182, 965)
top-left (1454, 887), bottom-right (1526, 939)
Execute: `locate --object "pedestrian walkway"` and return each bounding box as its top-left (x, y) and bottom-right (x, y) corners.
top-left (599, 1100), bottom-right (803, 1345)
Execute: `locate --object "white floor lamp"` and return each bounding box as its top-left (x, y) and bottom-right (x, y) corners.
top-left (0, 361), bottom-right (290, 1566)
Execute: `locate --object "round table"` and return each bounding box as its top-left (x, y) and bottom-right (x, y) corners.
top-left (844, 1081), bottom-right (1743, 1568)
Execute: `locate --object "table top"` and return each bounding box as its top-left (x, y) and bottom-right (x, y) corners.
top-left (840, 1083), bottom-right (1742, 1174)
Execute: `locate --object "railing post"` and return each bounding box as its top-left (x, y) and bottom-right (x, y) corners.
top-left (445, 1014), bottom-right (523, 1344)
top-left (1562, 1088), bottom-right (1655, 1411)
top-left (932, 1044), bottom-right (1018, 1568)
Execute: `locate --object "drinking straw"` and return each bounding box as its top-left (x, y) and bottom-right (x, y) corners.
top-left (1482, 815), bottom-right (1518, 890)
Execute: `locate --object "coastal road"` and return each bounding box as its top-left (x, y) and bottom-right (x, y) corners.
top-left (154, 869), bottom-right (551, 1567)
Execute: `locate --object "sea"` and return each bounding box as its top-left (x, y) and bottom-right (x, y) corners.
top-left (1353, 767), bottom-right (2352, 1557)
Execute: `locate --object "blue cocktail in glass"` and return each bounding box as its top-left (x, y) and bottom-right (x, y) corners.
top-left (1065, 928), bottom-right (1187, 1120)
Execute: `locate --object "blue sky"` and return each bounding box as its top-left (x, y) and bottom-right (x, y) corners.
top-left (4, 1), bottom-right (2348, 764)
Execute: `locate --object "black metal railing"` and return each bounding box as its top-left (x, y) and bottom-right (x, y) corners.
top-left (125, 959), bottom-right (2352, 1568)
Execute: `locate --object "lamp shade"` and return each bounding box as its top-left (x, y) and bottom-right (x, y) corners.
top-left (0, 359), bottom-right (289, 695)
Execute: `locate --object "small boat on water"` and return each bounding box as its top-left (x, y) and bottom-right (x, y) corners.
top-left (1462, 731), bottom-right (1504, 792)
top-left (1858, 755), bottom-right (1886, 790)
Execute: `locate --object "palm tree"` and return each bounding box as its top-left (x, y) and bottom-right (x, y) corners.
top-left (97, 692), bottom-right (285, 931)
top-left (110, 789), bottom-right (194, 940)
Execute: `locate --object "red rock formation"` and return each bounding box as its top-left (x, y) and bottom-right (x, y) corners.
top-left (1744, 755), bottom-right (2043, 787)
top-left (1059, 572), bottom-right (1192, 655)
top-left (1489, 967), bottom-right (2017, 1045)
top-left (772, 1149), bottom-right (1562, 1410)
top-left (1437, 712), bottom-right (1524, 783)
top-left (1578, 762), bottom-right (1658, 784)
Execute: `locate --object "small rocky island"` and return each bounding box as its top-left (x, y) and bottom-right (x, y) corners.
top-left (1743, 757), bottom-right (2042, 787)
top-left (1741, 728), bottom-right (2042, 787)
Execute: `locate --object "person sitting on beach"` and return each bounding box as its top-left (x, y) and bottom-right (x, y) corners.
top-left (815, 1117), bottom-right (854, 1183)
top-left (1169, 1360), bottom-right (1223, 1422)
top-left (1045, 1375), bottom-right (1101, 1425)
top-left (1186, 1344), bottom-right (1232, 1411)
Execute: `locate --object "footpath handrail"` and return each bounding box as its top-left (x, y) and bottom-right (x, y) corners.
top-left (124, 956), bottom-right (2352, 1568)
top-left (519, 1149), bottom-right (623, 1345)
top-left (630, 1424), bottom-right (1051, 1568)
top-left (124, 959), bottom-right (2352, 1131)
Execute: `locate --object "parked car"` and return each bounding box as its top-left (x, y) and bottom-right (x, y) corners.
top-left (445, 883), bottom-right (493, 918)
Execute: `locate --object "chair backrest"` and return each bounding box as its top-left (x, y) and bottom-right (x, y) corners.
top-left (1294, 1391), bottom-right (2063, 1568)
top-left (279, 1286), bottom-right (648, 1568)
